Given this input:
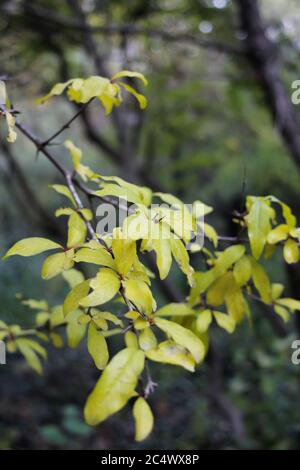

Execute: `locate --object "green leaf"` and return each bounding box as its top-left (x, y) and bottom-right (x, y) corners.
top-left (246, 199), bottom-right (273, 259)
top-left (88, 322), bottom-right (109, 370)
top-left (133, 397), bottom-right (154, 442)
top-left (80, 268), bottom-right (120, 308)
top-left (155, 318), bottom-right (205, 363)
top-left (3, 237), bottom-right (62, 259)
top-left (283, 239), bottom-right (300, 264)
top-left (84, 348), bottom-right (145, 425)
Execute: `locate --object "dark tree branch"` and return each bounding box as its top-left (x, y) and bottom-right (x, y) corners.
top-left (235, 0), bottom-right (300, 169)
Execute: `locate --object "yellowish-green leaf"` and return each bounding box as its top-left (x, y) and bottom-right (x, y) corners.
top-left (246, 199), bottom-right (273, 259)
top-left (155, 303), bottom-right (194, 317)
top-left (118, 82), bottom-right (147, 109)
top-left (111, 70), bottom-right (148, 86)
top-left (66, 310), bottom-right (87, 348)
top-left (133, 397), bottom-right (154, 442)
top-left (283, 239), bottom-right (300, 264)
top-left (276, 298), bottom-right (300, 312)
top-left (74, 247), bottom-right (115, 269)
top-left (196, 309), bottom-right (212, 333)
top-left (213, 311), bottom-right (236, 333)
top-left (274, 305), bottom-right (290, 322)
top-left (138, 327), bottom-right (157, 351)
top-left (81, 268), bottom-right (120, 307)
top-left (267, 224), bottom-right (289, 244)
top-left (125, 331), bottom-right (139, 349)
top-left (170, 238), bottom-right (194, 286)
top-left (41, 252), bottom-right (70, 280)
top-left (233, 255), bottom-right (252, 286)
top-left (63, 279), bottom-right (90, 316)
top-left (155, 318), bottom-right (205, 363)
top-left (250, 258), bottom-right (271, 304)
top-left (84, 348), bottom-right (145, 425)
top-left (152, 239), bottom-right (172, 280)
top-left (88, 322), bottom-right (109, 370)
top-left (112, 235), bottom-right (136, 276)
top-left (145, 341), bottom-right (195, 372)
top-left (67, 212), bottom-right (87, 248)
top-left (123, 279), bottom-right (156, 315)
top-left (3, 237), bottom-right (62, 259)
top-left (213, 245), bottom-right (245, 277)
top-left (50, 184), bottom-right (76, 206)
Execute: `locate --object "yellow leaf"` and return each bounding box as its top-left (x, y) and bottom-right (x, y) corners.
top-left (3, 237), bottom-right (62, 259)
top-left (283, 239), bottom-right (299, 264)
top-left (84, 348), bottom-right (145, 425)
top-left (155, 318), bottom-right (205, 363)
top-left (80, 268), bottom-right (120, 307)
top-left (88, 322), bottom-right (109, 370)
top-left (133, 397), bottom-right (154, 442)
